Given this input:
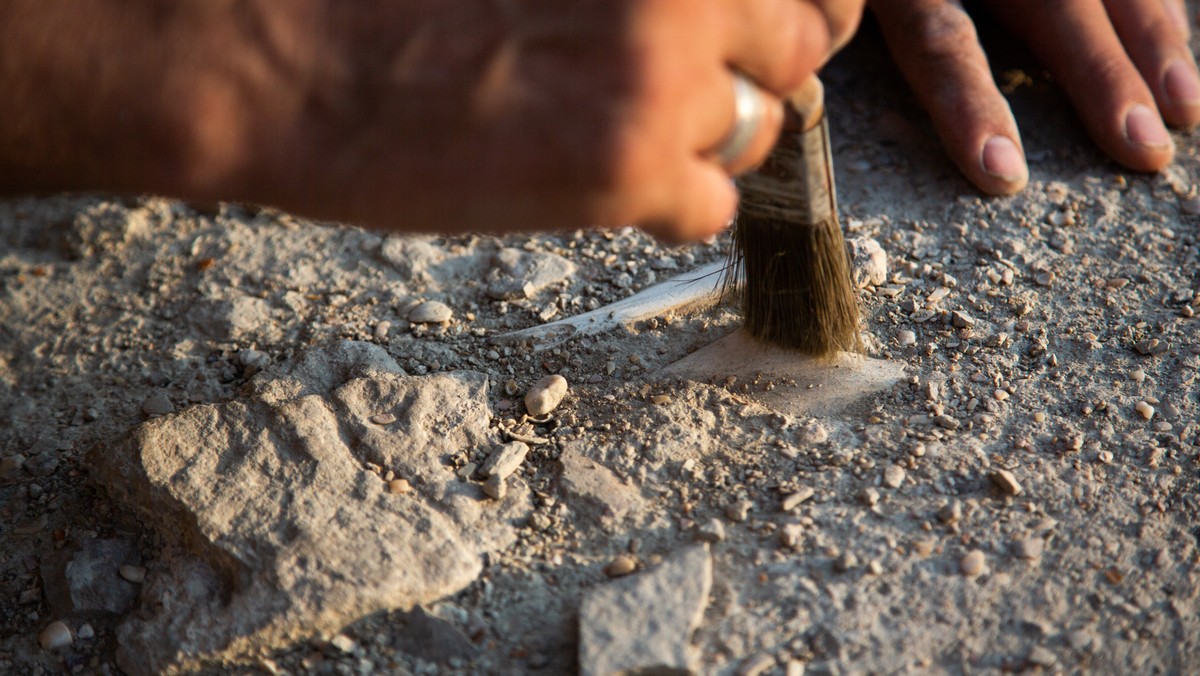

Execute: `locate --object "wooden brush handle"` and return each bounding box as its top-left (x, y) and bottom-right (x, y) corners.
top-left (784, 76), bottom-right (824, 133)
top-left (736, 75), bottom-right (835, 224)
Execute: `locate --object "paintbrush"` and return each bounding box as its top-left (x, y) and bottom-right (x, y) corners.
top-left (727, 77), bottom-right (860, 355)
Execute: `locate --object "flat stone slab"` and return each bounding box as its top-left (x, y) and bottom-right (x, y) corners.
top-left (661, 329), bottom-right (905, 417)
top-left (89, 341), bottom-right (529, 675)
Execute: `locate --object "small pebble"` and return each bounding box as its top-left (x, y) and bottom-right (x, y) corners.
top-left (76, 623), bottom-right (94, 640)
top-left (141, 391), bottom-right (174, 416)
top-left (1135, 401), bottom-right (1155, 420)
top-left (388, 478), bottom-right (412, 495)
top-left (937, 500), bottom-right (962, 524)
top-left (960, 550), bottom-right (987, 577)
top-left (1182, 305), bottom-right (1195, 318)
top-left (480, 441), bottom-right (530, 480)
top-left (725, 499), bottom-right (753, 522)
top-left (951, 311), bottom-right (975, 329)
top-left (603, 555), bottom-right (637, 578)
top-left (119, 565), bottom-right (146, 584)
top-left (867, 560), bottom-right (883, 575)
top-left (329, 634), bottom-right (357, 653)
top-left (989, 469), bottom-right (1023, 496)
top-left (1097, 450), bottom-right (1114, 464)
top-left (38, 621), bottom-right (72, 651)
top-left (778, 524), bottom-right (803, 549)
top-left (1027, 646), bottom-right (1056, 668)
top-left (525, 375), bottom-right (569, 416)
top-left (1014, 537), bottom-right (1044, 561)
top-left (858, 487), bottom-right (880, 507)
top-left (1181, 194), bottom-right (1200, 215)
top-left (896, 330), bottom-right (917, 346)
top-left (1033, 411), bottom-right (1046, 423)
top-left (369, 413), bottom-right (396, 425)
top-left (1129, 368), bottom-right (1146, 383)
top-left (482, 474), bottom-right (507, 500)
top-left (834, 551), bottom-right (859, 573)
top-left (737, 653), bottom-right (775, 676)
top-left (408, 300), bottom-right (453, 323)
top-left (649, 394), bottom-right (671, 405)
top-left (695, 518), bottom-right (726, 543)
top-left (883, 465), bottom-right (906, 488)
top-left (780, 487), bottom-right (814, 511)
top-left (993, 389), bottom-right (1010, 402)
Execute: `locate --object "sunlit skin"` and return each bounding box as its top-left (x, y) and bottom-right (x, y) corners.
top-left (0, 1), bottom-right (1192, 243)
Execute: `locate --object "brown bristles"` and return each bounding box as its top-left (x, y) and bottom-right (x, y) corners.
top-left (726, 214), bottom-right (861, 356)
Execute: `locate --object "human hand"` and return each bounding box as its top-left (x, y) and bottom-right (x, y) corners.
top-left (0, 1), bottom-right (865, 244)
top-left (869, 0), bottom-right (1198, 195)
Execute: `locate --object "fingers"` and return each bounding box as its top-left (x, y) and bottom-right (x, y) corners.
top-left (1163, 0), bottom-right (1191, 40)
top-left (719, 0), bottom-right (832, 95)
top-left (871, 0), bottom-right (1028, 194)
top-left (804, 0), bottom-right (867, 57)
top-left (637, 162), bottom-right (740, 245)
top-left (996, 0), bottom-right (1174, 172)
top-left (1104, 0), bottom-right (1200, 129)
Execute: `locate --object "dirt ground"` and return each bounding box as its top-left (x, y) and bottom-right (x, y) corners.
top-left (2, 20), bottom-right (1200, 676)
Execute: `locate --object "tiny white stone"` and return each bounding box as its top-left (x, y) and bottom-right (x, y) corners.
top-left (960, 550), bottom-right (986, 577)
top-left (369, 413), bottom-right (396, 425)
top-left (76, 623), bottom-right (95, 640)
top-left (993, 389), bottom-right (1010, 402)
top-left (407, 300), bottom-right (453, 324)
top-left (524, 375), bottom-right (568, 416)
top-left (989, 469), bottom-right (1023, 496)
top-left (39, 621), bottom-right (72, 651)
top-left (883, 465), bottom-right (906, 488)
top-left (483, 474), bottom-right (507, 500)
top-left (329, 633), bottom-right (357, 653)
top-left (1135, 401), bottom-right (1155, 420)
top-left (896, 330), bottom-right (917, 346)
top-left (119, 565), bottom-right (146, 584)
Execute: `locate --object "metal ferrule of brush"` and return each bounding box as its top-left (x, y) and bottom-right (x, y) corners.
top-left (735, 103), bottom-right (836, 224)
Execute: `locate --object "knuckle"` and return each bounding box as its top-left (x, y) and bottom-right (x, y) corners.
top-left (900, 3), bottom-right (980, 63)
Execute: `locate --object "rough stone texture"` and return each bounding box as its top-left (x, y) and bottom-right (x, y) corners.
top-left (488, 248), bottom-right (577, 300)
top-left (88, 341), bottom-right (529, 675)
top-left (479, 441), bottom-right (529, 480)
top-left (392, 606), bottom-right (480, 664)
top-left (847, 237), bottom-right (887, 289)
top-left (186, 295), bottom-right (272, 340)
top-left (579, 545), bottom-right (712, 676)
top-left (40, 538), bottom-right (142, 620)
top-left (554, 444), bottom-right (646, 528)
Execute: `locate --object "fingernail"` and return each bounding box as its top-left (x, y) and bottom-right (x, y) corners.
top-left (1164, 59), bottom-right (1200, 106)
top-left (981, 136), bottom-right (1027, 182)
top-left (1124, 104), bottom-right (1173, 149)
top-left (1165, 0), bottom-right (1191, 39)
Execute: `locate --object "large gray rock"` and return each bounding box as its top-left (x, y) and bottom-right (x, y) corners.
top-left (89, 341), bottom-right (529, 675)
top-left (579, 545), bottom-right (713, 676)
top-left (40, 538), bottom-right (141, 619)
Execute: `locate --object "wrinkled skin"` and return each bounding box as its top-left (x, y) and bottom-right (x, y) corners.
top-left (0, 0), bottom-right (862, 243)
top-left (872, 0), bottom-right (1198, 194)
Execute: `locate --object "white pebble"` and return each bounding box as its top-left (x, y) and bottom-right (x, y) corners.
top-left (329, 634), bottom-right (357, 653)
top-left (883, 465), bottom-right (906, 488)
top-left (76, 623), bottom-right (95, 640)
top-left (39, 621), bottom-right (72, 651)
top-left (960, 550), bottom-right (987, 577)
top-left (524, 375), bottom-right (568, 416)
top-left (369, 413), bottom-right (396, 425)
top-left (407, 300), bottom-right (453, 324)
top-left (119, 565), bottom-right (146, 584)
top-left (1135, 401), bottom-right (1155, 420)
top-left (993, 389), bottom-right (1010, 402)
top-left (483, 474), bottom-right (507, 500)
top-left (896, 330), bottom-right (917, 346)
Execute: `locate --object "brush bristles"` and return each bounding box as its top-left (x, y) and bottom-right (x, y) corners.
top-left (727, 215), bottom-right (861, 355)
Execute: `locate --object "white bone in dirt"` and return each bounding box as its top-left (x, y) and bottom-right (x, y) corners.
top-left (492, 259), bottom-right (728, 348)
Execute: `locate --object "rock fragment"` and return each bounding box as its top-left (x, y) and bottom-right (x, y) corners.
top-left (554, 445), bottom-right (645, 528)
top-left (1014, 537), bottom-right (1044, 561)
top-left (937, 500), bottom-right (962, 524)
top-left (141, 391), bottom-right (174, 416)
top-left (579, 546), bottom-right (712, 676)
top-left (960, 550), bottom-right (987, 577)
top-left (41, 538), bottom-right (141, 618)
top-left (738, 653), bottom-right (775, 676)
top-left (604, 555), bottom-right (638, 578)
top-left (847, 237), bottom-right (887, 289)
top-left (989, 469), bottom-right (1023, 496)
top-left (479, 441), bottom-right (529, 480)
top-left (525, 375), bottom-right (568, 416)
top-left (1135, 401), bottom-right (1155, 420)
top-left (88, 341), bottom-right (528, 675)
top-left (408, 300), bottom-right (453, 324)
top-left (39, 621), bottom-right (72, 651)
top-left (780, 487), bottom-right (814, 512)
top-left (392, 606), bottom-right (479, 665)
top-left (725, 499), bottom-right (753, 522)
top-left (695, 518), bottom-right (726, 544)
top-left (482, 474), bottom-right (507, 500)
top-left (882, 465), bottom-right (906, 488)
top-left (119, 565), bottom-right (146, 584)
top-left (0, 453), bottom-right (25, 480)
